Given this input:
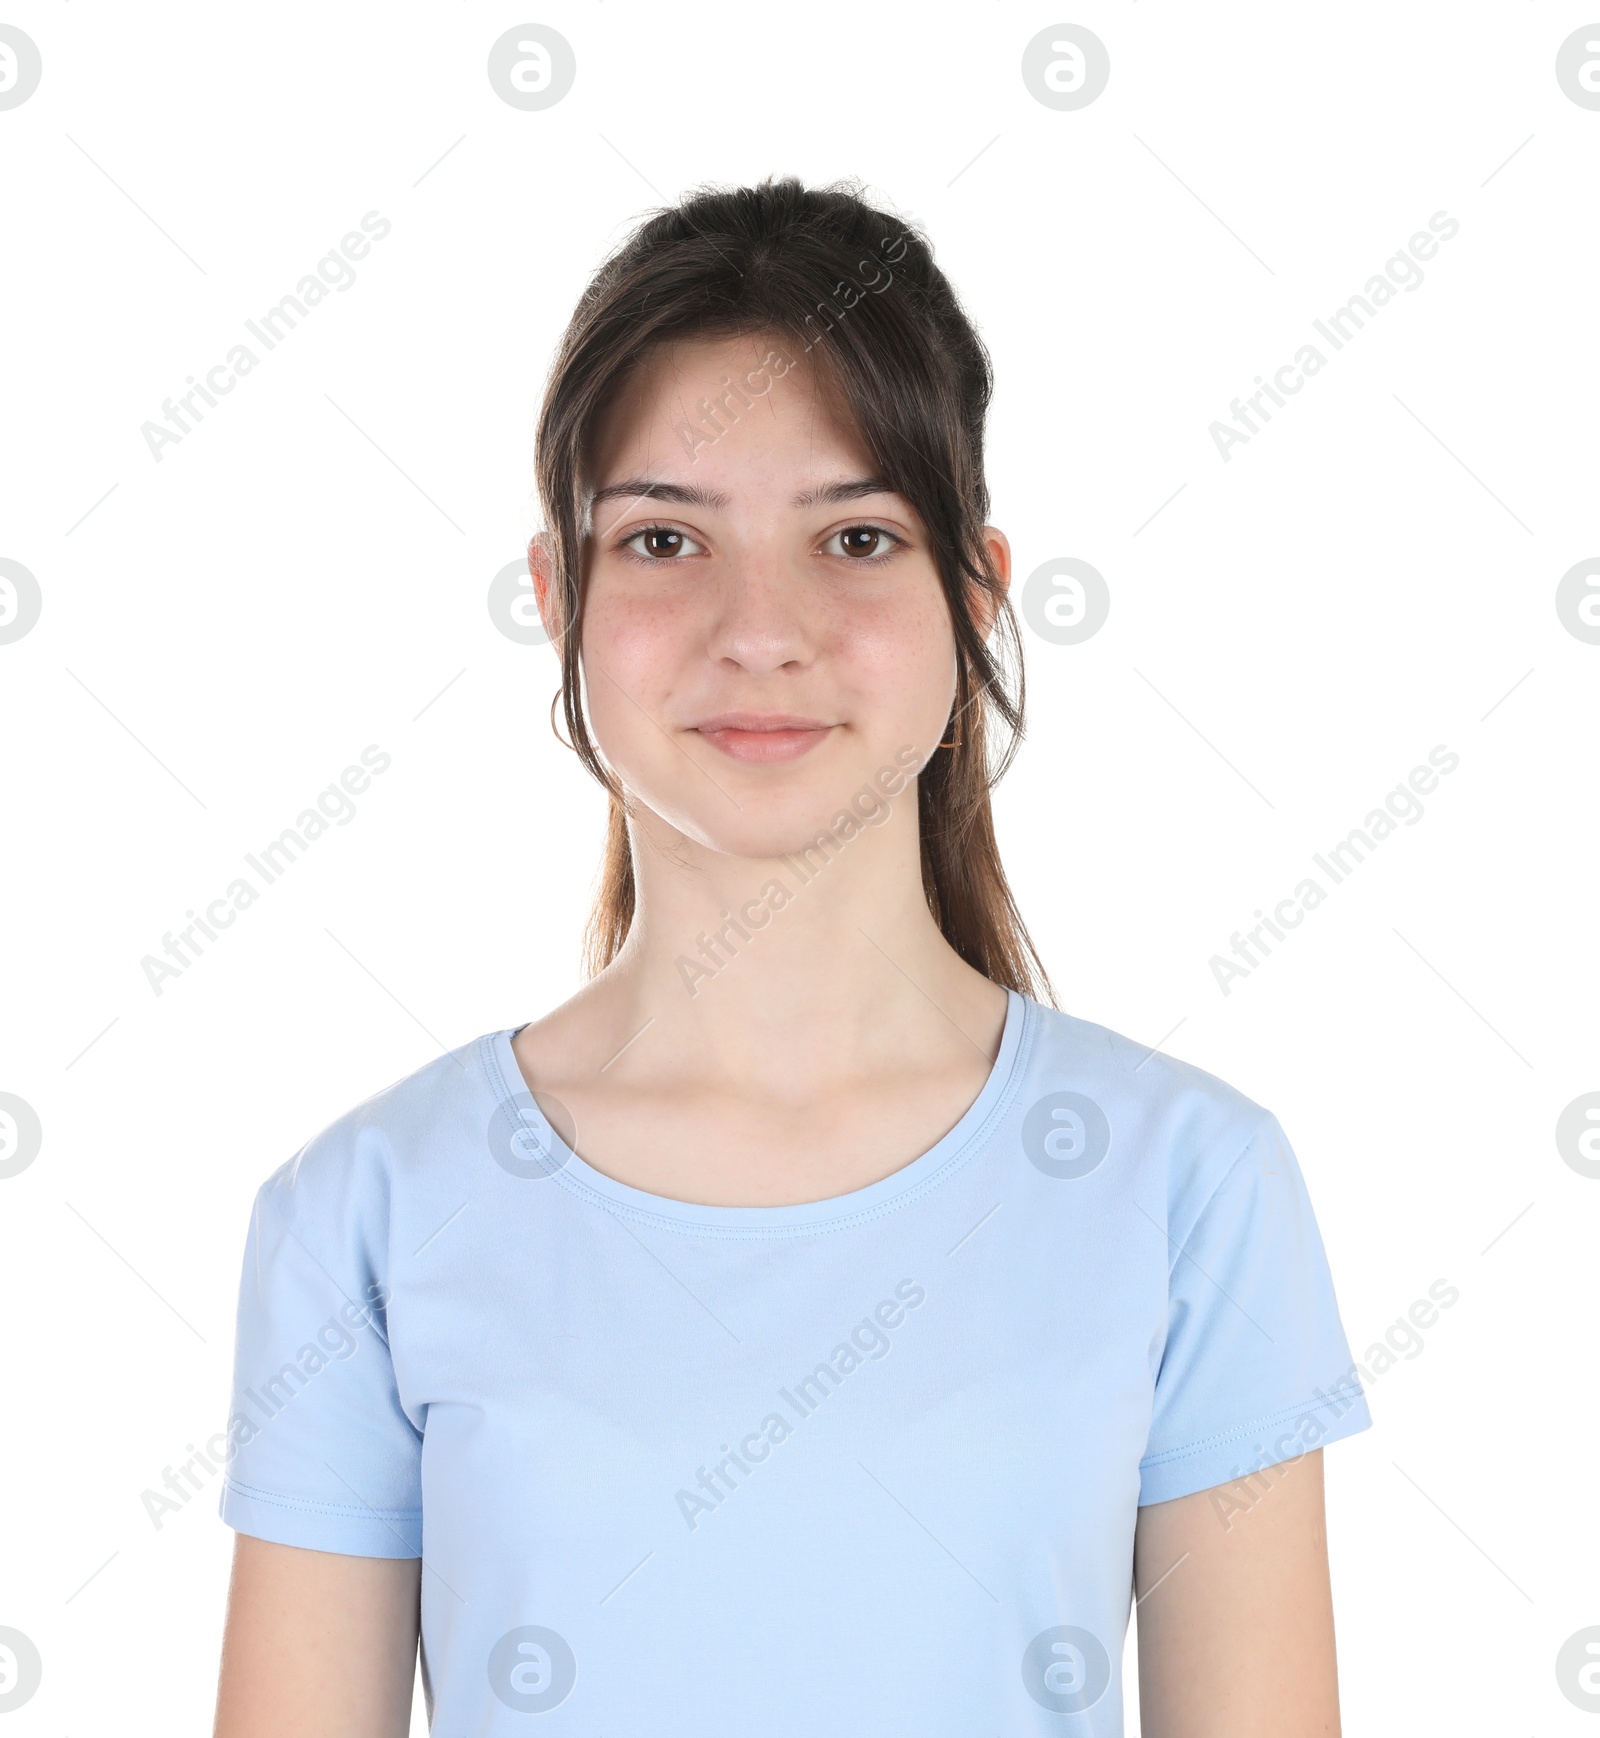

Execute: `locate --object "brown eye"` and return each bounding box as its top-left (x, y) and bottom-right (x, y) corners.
top-left (827, 525), bottom-right (899, 559)
top-left (621, 526), bottom-right (704, 560)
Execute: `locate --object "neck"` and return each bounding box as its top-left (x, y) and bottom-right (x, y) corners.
top-left (583, 793), bottom-right (1001, 1090)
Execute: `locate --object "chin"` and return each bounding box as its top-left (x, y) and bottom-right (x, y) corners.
top-left (644, 759), bottom-right (922, 865)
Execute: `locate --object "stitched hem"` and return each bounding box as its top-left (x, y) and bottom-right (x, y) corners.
top-left (478, 1000), bottom-right (1039, 1241)
top-left (1140, 1386), bottom-right (1369, 1470)
top-left (220, 1475), bottom-right (420, 1524)
top-left (1138, 1390), bottom-right (1372, 1506)
top-left (220, 1478), bottom-right (423, 1558)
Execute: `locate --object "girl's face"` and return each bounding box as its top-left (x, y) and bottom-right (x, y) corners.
top-left (555, 332), bottom-right (1008, 862)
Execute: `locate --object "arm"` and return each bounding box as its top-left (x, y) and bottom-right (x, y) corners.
top-left (1133, 1449), bottom-right (1342, 1737)
top-left (213, 1535), bottom-right (421, 1738)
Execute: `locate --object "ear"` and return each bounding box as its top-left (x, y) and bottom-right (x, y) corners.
top-left (527, 532), bottom-right (563, 646)
top-left (974, 525), bottom-right (1012, 637)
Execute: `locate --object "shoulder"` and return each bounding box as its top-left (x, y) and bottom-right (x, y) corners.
top-left (255, 1030), bottom-right (509, 1228)
top-left (1018, 997), bottom-right (1281, 1226)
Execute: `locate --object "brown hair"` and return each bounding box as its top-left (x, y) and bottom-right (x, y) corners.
top-left (533, 176), bottom-right (1054, 1005)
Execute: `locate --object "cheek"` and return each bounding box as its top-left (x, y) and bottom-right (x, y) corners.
top-left (578, 576), bottom-right (698, 766)
top-left (582, 575), bottom-right (695, 688)
top-left (828, 579), bottom-right (955, 713)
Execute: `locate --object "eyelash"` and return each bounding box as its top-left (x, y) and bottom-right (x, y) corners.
top-left (614, 522), bottom-right (906, 565)
top-left (616, 524), bottom-right (700, 562)
top-left (823, 523), bottom-right (904, 565)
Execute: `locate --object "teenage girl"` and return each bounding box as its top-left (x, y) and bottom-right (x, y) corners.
top-left (213, 178), bottom-right (1370, 1737)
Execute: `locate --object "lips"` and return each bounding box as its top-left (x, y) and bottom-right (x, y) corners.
top-left (691, 713), bottom-right (834, 764)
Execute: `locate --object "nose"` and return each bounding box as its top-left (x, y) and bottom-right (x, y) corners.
top-left (704, 544), bottom-right (817, 676)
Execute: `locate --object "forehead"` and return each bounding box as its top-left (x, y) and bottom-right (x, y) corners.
top-left (586, 332), bottom-right (873, 492)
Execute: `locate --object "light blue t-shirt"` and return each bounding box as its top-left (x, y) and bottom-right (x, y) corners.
top-left (220, 989), bottom-right (1371, 1733)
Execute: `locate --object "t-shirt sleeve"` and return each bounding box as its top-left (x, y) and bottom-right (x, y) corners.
top-left (1138, 1111), bottom-right (1372, 1506)
top-left (218, 1132), bottom-right (423, 1556)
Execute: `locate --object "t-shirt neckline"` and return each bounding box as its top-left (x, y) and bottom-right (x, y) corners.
top-left (483, 987), bottom-right (1034, 1237)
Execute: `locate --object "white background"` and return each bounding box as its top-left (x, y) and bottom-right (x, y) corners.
top-left (1, 3), bottom-right (1596, 1731)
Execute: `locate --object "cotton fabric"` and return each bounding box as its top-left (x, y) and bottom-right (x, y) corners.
top-left (220, 990), bottom-right (1371, 1733)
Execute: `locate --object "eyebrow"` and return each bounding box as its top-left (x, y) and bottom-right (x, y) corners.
top-left (590, 479), bottom-right (729, 511)
top-left (587, 476), bottom-right (897, 514)
top-left (791, 476), bottom-right (895, 508)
